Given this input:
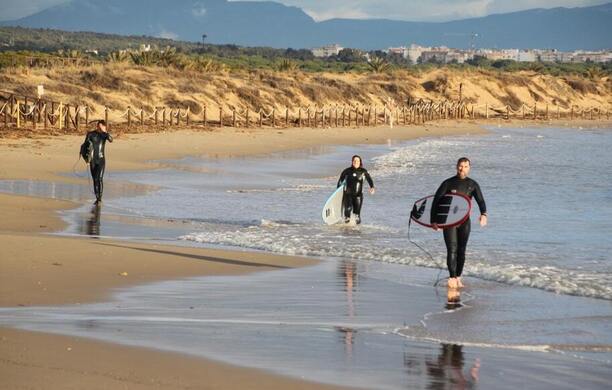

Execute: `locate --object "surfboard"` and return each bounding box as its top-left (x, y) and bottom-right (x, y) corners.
top-left (410, 193), bottom-right (471, 229)
top-left (322, 182), bottom-right (345, 225)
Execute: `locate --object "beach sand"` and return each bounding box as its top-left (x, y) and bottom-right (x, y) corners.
top-left (0, 122), bottom-right (491, 389)
top-left (9, 119), bottom-right (612, 389)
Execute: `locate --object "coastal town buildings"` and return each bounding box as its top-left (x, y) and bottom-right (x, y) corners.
top-left (380, 43), bottom-right (611, 64)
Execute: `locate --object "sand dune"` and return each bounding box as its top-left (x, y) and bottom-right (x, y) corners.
top-left (2, 65), bottom-right (609, 123)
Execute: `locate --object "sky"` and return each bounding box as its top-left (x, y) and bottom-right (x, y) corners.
top-left (0, 0), bottom-right (608, 21)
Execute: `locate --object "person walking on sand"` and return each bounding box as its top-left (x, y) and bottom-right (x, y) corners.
top-left (337, 155), bottom-right (375, 224)
top-left (81, 120), bottom-right (113, 203)
top-left (431, 157), bottom-right (487, 289)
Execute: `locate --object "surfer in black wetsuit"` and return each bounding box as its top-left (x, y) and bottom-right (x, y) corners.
top-left (431, 157), bottom-right (487, 289)
top-left (82, 120), bottom-right (113, 203)
top-left (337, 155), bottom-right (375, 224)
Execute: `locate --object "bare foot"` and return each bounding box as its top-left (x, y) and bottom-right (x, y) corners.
top-left (447, 287), bottom-right (460, 303)
top-left (447, 278), bottom-right (458, 289)
top-left (457, 278), bottom-right (465, 288)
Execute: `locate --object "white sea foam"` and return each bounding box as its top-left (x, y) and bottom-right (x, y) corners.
top-left (226, 184), bottom-right (326, 194)
top-left (180, 226), bottom-right (612, 300)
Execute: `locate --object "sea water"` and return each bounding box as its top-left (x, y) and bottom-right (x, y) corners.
top-left (104, 126), bottom-right (612, 300)
top-left (1, 126), bottom-right (611, 389)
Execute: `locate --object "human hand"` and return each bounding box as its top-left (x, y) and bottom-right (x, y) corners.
top-left (479, 214), bottom-right (488, 227)
top-left (432, 223), bottom-right (440, 231)
top-left (369, 187), bottom-right (375, 195)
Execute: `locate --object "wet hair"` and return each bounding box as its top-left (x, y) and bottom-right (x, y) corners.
top-left (456, 157), bottom-right (470, 167)
top-left (352, 155), bottom-right (363, 168)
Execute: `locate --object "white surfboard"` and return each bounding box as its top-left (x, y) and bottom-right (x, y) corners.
top-left (322, 183), bottom-right (345, 225)
top-left (410, 193), bottom-right (471, 229)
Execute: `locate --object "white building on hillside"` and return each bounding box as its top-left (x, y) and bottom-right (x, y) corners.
top-left (518, 50), bottom-right (537, 62)
top-left (311, 44), bottom-right (344, 58)
top-left (387, 47), bottom-right (409, 58)
top-left (407, 44), bottom-right (429, 64)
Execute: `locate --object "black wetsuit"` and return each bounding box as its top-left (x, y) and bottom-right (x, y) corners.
top-left (431, 176), bottom-right (486, 278)
top-left (84, 130), bottom-right (112, 202)
top-left (337, 167), bottom-right (374, 223)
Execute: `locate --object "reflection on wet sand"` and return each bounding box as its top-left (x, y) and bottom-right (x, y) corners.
top-left (446, 288), bottom-right (462, 310)
top-left (337, 260), bottom-right (358, 359)
top-left (78, 203), bottom-right (101, 237)
top-left (404, 344), bottom-right (480, 390)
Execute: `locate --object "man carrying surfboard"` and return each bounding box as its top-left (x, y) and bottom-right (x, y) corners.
top-left (81, 120), bottom-right (113, 203)
top-left (337, 155), bottom-right (375, 224)
top-left (431, 157), bottom-right (487, 289)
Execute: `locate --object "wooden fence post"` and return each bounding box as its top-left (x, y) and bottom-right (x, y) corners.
top-left (73, 106), bottom-right (79, 130)
top-left (32, 101), bottom-right (37, 128)
top-left (335, 107), bottom-right (339, 127)
top-left (104, 107), bottom-right (109, 130)
top-left (246, 108), bottom-right (250, 128)
top-left (259, 110), bottom-right (263, 127)
top-left (298, 108), bottom-right (301, 128)
top-left (43, 103), bottom-right (48, 129)
top-left (65, 104), bottom-right (70, 130)
top-left (16, 101), bottom-right (20, 128)
top-left (285, 108), bottom-right (289, 127)
top-left (186, 109), bottom-right (190, 126)
top-left (58, 102), bottom-right (63, 129)
top-left (533, 103), bottom-right (537, 120)
top-left (177, 108), bottom-right (181, 126)
top-left (140, 108), bottom-right (144, 126)
top-left (162, 108), bottom-right (166, 126)
top-left (219, 107), bottom-right (223, 127)
top-left (84, 106), bottom-right (89, 129)
top-left (154, 108), bottom-right (158, 125)
top-left (127, 106), bottom-right (131, 127)
top-left (203, 106), bottom-right (207, 127)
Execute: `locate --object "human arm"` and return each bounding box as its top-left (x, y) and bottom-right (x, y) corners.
top-left (337, 168), bottom-right (348, 188)
top-left (364, 170), bottom-right (375, 194)
top-left (473, 181), bottom-right (487, 227)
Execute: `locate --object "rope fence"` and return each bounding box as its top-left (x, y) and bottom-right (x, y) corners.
top-left (0, 91), bottom-right (609, 132)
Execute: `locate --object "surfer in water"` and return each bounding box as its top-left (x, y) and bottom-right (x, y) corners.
top-left (337, 155), bottom-right (375, 224)
top-left (82, 120), bottom-right (113, 203)
top-left (431, 157), bottom-right (487, 289)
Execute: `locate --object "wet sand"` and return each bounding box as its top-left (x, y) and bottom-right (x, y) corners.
top-left (0, 122), bottom-right (487, 389)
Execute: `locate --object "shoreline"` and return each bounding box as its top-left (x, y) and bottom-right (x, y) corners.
top-left (0, 121), bottom-right (487, 390)
top-left (1, 120), bottom-right (609, 389)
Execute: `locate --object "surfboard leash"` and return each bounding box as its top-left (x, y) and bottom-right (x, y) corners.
top-left (72, 153), bottom-right (98, 199)
top-left (407, 217), bottom-right (448, 287)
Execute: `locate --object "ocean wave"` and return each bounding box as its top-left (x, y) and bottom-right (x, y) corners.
top-left (179, 227), bottom-right (612, 301)
top-left (370, 139), bottom-right (462, 177)
top-left (226, 184), bottom-right (327, 194)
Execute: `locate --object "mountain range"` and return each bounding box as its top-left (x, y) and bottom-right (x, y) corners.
top-left (2, 0), bottom-right (611, 50)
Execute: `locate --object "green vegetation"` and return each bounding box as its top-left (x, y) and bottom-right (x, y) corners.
top-left (0, 26), bottom-right (610, 77)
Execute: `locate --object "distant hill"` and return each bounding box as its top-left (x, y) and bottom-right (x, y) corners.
top-left (2, 0), bottom-right (611, 50)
